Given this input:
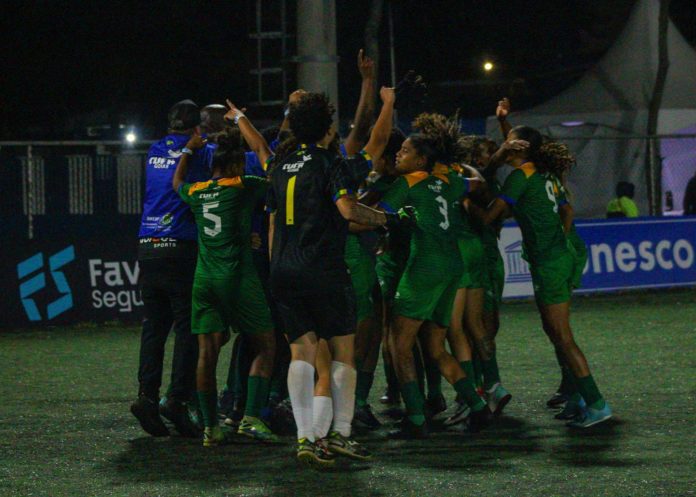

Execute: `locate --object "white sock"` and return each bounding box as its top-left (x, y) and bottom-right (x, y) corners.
top-left (330, 361), bottom-right (357, 437)
top-left (287, 360), bottom-right (315, 441)
top-left (312, 395), bottom-right (333, 439)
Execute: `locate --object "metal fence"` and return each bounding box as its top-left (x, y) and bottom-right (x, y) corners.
top-left (0, 141), bottom-right (152, 241)
top-left (2, 136), bottom-right (695, 241)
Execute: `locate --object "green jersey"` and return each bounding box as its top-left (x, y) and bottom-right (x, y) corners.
top-left (499, 162), bottom-right (568, 264)
top-left (437, 165), bottom-right (477, 240)
top-left (381, 170), bottom-right (468, 270)
top-left (178, 175), bottom-right (267, 278)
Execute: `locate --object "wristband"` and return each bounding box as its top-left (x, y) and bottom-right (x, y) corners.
top-left (233, 111), bottom-right (246, 125)
top-left (182, 147), bottom-right (194, 156)
top-left (284, 108), bottom-right (290, 118)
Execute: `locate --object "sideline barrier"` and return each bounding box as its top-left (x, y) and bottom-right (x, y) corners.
top-left (500, 216), bottom-right (696, 299)
top-left (2, 217), bottom-right (695, 327)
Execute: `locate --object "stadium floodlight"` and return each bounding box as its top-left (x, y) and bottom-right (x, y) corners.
top-left (125, 131), bottom-right (137, 144)
top-left (483, 61), bottom-right (494, 72)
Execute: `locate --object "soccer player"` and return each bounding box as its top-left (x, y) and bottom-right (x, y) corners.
top-left (466, 125), bottom-right (612, 428)
top-left (172, 127), bottom-right (278, 446)
top-left (267, 90), bottom-right (414, 466)
top-left (380, 126), bottom-right (491, 439)
top-left (131, 100), bottom-right (212, 438)
top-left (539, 143), bottom-right (591, 415)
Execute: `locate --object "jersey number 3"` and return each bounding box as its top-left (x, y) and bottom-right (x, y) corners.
top-left (435, 195), bottom-right (450, 230)
top-left (203, 202), bottom-right (222, 237)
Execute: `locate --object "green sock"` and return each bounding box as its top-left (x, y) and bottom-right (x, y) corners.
top-left (400, 381), bottom-right (426, 426)
top-left (482, 352), bottom-right (501, 391)
top-left (425, 360), bottom-right (442, 399)
top-left (574, 374), bottom-right (605, 410)
top-left (459, 360), bottom-right (475, 382)
top-left (355, 371), bottom-right (375, 408)
top-left (244, 376), bottom-right (270, 418)
top-left (453, 378), bottom-right (486, 412)
top-left (472, 353), bottom-right (483, 389)
top-left (197, 390), bottom-right (218, 428)
top-left (413, 346), bottom-right (426, 396)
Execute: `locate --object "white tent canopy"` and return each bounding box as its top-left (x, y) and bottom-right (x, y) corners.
top-left (487, 0), bottom-right (696, 217)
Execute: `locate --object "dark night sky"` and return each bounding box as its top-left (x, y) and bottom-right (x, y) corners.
top-left (3, 0), bottom-right (695, 139)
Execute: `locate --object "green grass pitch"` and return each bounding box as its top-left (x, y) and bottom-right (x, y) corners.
top-left (1, 290), bottom-right (694, 497)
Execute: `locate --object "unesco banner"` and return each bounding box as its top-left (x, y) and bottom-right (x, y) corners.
top-left (2, 238), bottom-right (142, 328)
top-left (500, 216), bottom-right (696, 299)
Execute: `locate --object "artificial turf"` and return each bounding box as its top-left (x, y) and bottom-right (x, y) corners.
top-left (1, 290), bottom-right (694, 497)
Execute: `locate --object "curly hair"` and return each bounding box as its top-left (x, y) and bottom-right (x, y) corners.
top-left (459, 135), bottom-right (497, 168)
top-left (288, 92), bottom-right (335, 144)
top-left (212, 127), bottom-right (246, 177)
top-left (411, 113), bottom-right (467, 165)
top-left (509, 125), bottom-right (574, 177)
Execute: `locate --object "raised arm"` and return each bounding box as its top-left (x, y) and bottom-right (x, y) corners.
top-left (172, 133), bottom-right (207, 191)
top-left (225, 99), bottom-right (272, 165)
top-left (344, 49), bottom-right (377, 155)
top-left (361, 87), bottom-right (395, 161)
top-left (280, 89), bottom-right (307, 133)
top-left (496, 97), bottom-right (512, 139)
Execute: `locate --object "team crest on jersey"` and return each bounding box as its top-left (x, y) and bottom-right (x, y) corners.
top-left (428, 179), bottom-right (443, 193)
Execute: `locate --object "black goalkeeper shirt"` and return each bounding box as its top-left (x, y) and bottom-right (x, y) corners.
top-left (267, 146), bottom-right (370, 295)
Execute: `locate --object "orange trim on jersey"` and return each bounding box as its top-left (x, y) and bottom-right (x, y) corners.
top-left (218, 177), bottom-right (244, 188)
top-left (404, 171), bottom-right (429, 187)
top-left (518, 162), bottom-right (537, 178)
top-left (187, 180), bottom-right (212, 195)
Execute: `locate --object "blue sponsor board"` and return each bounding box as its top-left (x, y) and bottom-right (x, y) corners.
top-left (499, 216), bottom-right (696, 299)
top-left (574, 216), bottom-right (696, 292)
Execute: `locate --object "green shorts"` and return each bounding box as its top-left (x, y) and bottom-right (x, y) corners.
top-left (192, 264), bottom-right (273, 335)
top-left (345, 235), bottom-right (378, 322)
top-left (376, 252), bottom-right (405, 304)
top-left (530, 251), bottom-right (574, 306)
top-left (567, 234), bottom-right (588, 290)
top-left (393, 254), bottom-right (462, 327)
top-left (457, 237), bottom-right (485, 289)
top-left (482, 247), bottom-right (505, 312)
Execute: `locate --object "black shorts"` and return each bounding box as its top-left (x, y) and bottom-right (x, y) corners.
top-left (274, 285), bottom-right (357, 342)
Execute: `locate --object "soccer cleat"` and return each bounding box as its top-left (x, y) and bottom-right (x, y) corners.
top-left (466, 406), bottom-right (492, 433)
top-left (131, 395), bottom-right (169, 437)
top-left (555, 396), bottom-right (586, 421)
top-left (159, 398), bottom-right (201, 437)
top-left (425, 393), bottom-right (447, 418)
top-left (546, 391), bottom-right (570, 408)
top-left (566, 403), bottom-right (612, 429)
top-left (297, 438), bottom-right (335, 467)
top-left (203, 425), bottom-right (232, 447)
top-left (379, 388), bottom-right (400, 406)
top-left (353, 404), bottom-right (382, 430)
top-left (327, 431), bottom-right (373, 461)
top-left (485, 383), bottom-right (512, 416)
top-left (444, 402), bottom-right (471, 427)
top-left (386, 417), bottom-right (429, 439)
top-left (237, 416), bottom-right (279, 443)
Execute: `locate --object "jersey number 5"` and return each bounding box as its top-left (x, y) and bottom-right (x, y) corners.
top-left (544, 180), bottom-right (559, 213)
top-left (435, 195), bottom-right (450, 230)
top-left (203, 202), bottom-right (222, 237)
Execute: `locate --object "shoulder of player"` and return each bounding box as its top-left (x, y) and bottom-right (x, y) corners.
top-left (401, 171), bottom-right (429, 188)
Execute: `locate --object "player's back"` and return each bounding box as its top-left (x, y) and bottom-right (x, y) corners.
top-left (179, 175), bottom-right (267, 277)
top-left (268, 147), bottom-right (350, 294)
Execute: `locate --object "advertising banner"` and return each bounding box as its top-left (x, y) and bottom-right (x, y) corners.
top-left (3, 238), bottom-right (142, 327)
top-left (3, 217), bottom-right (694, 327)
top-left (500, 216), bottom-right (696, 298)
